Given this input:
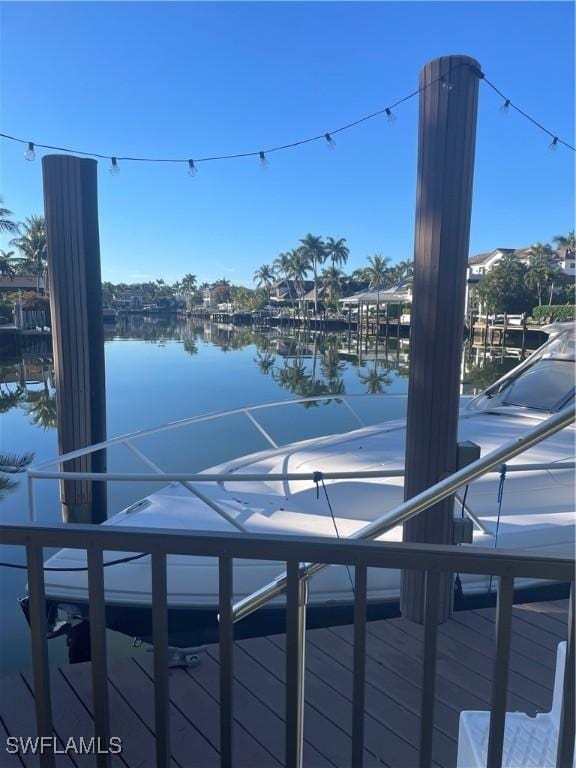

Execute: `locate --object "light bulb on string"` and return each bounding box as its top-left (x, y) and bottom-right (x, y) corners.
top-left (549, 137), bottom-right (559, 152)
top-left (500, 99), bottom-right (511, 114)
top-left (24, 142), bottom-right (36, 161)
top-left (259, 151), bottom-right (268, 169)
top-left (324, 133), bottom-right (336, 149)
top-left (440, 76), bottom-right (453, 91)
top-left (385, 108), bottom-right (397, 124)
top-left (187, 159), bottom-right (197, 177)
top-left (109, 157), bottom-right (120, 176)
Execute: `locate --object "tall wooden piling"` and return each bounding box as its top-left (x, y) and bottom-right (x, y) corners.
top-left (43, 155), bottom-right (107, 523)
top-left (401, 56), bottom-right (480, 623)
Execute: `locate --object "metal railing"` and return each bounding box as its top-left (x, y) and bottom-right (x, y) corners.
top-left (0, 523), bottom-right (573, 768)
top-left (25, 393), bottom-right (573, 534)
top-left (4, 404), bottom-right (574, 768)
top-left (231, 405), bottom-right (575, 622)
top-left (26, 393), bottom-right (406, 522)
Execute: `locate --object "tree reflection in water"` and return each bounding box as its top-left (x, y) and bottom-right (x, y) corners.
top-left (0, 320), bottom-right (530, 429)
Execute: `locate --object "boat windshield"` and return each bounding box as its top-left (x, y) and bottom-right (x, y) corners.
top-left (469, 326), bottom-right (576, 413)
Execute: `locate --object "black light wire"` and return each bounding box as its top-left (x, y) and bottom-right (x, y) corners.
top-left (0, 552), bottom-right (149, 571)
top-left (482, 77), bottom-right (575, 152)
top-left (4, 64), bottom-right (570, 166)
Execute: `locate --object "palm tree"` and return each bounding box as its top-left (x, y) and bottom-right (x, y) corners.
top-left (24, 385), bottom-right (58, 430)
top-left (11, 215), bottom-right (47, 292)
top-left (254, 350), bottom-right (276, 375)
top-left (181, 273), bottom-right (198, 310)
top-left (321, 265), bottom-right (344, 301)
top-left (253, 264), bottom-right (276, 305)
top-left (324, 237), bottom-right (350, 270)
top-left (0, 198), bottom-right (19, 235)
top-left (365, 254), bottom-right (391, 325)
top-left (0, 249), bottom-right (18, 278)
top-left (273, 252), bottom-right (295, 307)
top-left (357, 365), bottom-right (392, 394)
top-left (0, 451), bottom-right (34, 498)
top-left (525, 243), bottom-right (557, 306)
top-left (299, 234), bottom-right (326, 315)
top-left (553, 231), bottom-right (575, 250)
top-left (288, 249), bottom-right (311, 311)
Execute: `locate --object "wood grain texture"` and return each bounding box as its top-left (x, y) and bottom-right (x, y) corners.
top-left (42, 155), bottom-right (107, 522)
top-left (402, 56), bottom-right (480, 623)
top-left (0, 600), bottom-right (566, 768)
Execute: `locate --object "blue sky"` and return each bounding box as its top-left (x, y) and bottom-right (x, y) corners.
top-left (1, 1), bottom-right (574, 286)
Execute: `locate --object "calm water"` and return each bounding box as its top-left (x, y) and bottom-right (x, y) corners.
top-left (0, 317), bottom-right (521, 673)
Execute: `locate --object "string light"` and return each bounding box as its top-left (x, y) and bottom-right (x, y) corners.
top-left (549, 137), bottom-right (559, 152)
top-left (324, 133), bottom-right (336, 149)
top-left (482, 76), bottom-right (574, 152)
top-left (1, 65), bottom-right (573, 173)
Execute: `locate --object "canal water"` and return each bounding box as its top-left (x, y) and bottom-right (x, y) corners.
top-left (0, 317), bottom-right (521, 673)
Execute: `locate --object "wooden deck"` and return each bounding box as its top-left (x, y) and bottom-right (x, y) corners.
top-left (0, 599), bottom-right (568, 767)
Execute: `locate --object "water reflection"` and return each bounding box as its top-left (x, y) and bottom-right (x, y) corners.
top-left (0, 317), bottom-right (533, 426)
top-left (0, 358), bottom-right (56, 428)
top-left (0, 316), bottom-right (536, 674)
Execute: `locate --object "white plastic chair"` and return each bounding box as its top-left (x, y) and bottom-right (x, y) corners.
top-left (457, 642), bottom-right (572, 767)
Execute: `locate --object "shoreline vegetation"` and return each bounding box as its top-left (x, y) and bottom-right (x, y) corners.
top-left (0, 198), bottom-right (574, 323)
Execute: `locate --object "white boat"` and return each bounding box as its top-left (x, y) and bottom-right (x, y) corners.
top-left (34, 324), bottom-right (575, 648)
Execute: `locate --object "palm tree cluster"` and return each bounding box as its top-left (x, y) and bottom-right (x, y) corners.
top-left (0, 200), bottom-right (48, 288)
top-left (254, 235), bottom-right (413, 315)
top-left (474, 234), bottom-right (574, 315)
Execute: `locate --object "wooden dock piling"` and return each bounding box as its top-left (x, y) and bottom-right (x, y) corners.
top-left (401, 55), bottom-right (480, 623)
top-left (43, 155), bottom-right (107, 523)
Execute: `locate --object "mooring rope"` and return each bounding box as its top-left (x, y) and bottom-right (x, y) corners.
top-left (313, 470), bottom-right (355, 595)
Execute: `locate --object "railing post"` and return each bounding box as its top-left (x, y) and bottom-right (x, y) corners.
top-left (402, 55), bottom-right (481, 624)
top-left (286, 563), bottom-right (308, 768)
top-left (556, 583), bottom-right (575, 768)
top-left (26, 543), bottom-right (55, 768)
top-left (487, 575), bottom-right (514, 767)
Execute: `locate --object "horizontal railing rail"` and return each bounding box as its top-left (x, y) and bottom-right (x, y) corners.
top-left (29, 393), bottom-right (412, 471)
top-left (26, 460), bottom-right (576, 484)
top-left (1, 522), bottom-right (573, 768)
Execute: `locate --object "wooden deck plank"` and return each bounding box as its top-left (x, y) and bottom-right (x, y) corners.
top-left (370, 615), bottom-right (549, 713)
top-left (107, 657), bottom-right (220, 768)
top-left (183, 647), bottom-right (334, 767)
top-left (134, 655), bottom-right (282, 768)
top-left (22, 666), bottom-right (126, 768)
top-left (0, 673), bottom-right (75, 767)
top-left (207, 644), bottom-right (350, 767)
top-left (265, 633), bottom-right (452, 768)
top-left (247, 636), bottom-right (423, 768)
top-left (512, 601), bottom-right (570, 633)
top-left (0, 600), bottom-right (567, 768)
top-left (309, 624), bottom-right (458, 740)
top-left (437, 612), bottom-right (556, 675)
top-left (454, 604), bottom-right (567, 652)
top-left (0, 715), bottom-right (26, 767)
top-left (386, 612), bottom-right (554, 710)
top-left (60, 661), bottom-right (166, 768)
